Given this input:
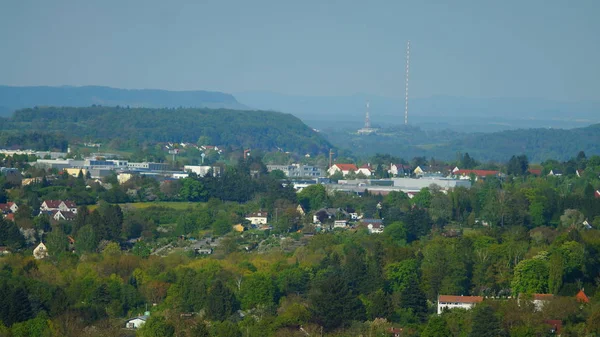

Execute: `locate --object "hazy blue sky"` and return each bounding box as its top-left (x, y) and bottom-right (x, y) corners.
top-left (1, 0), bottom-right (598, 100)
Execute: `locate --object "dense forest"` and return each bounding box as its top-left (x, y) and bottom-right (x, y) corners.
top-left (0, 106), bottom-right (332, 155)
top-left (325, 124), bottom-right (600, 163)
top-left (0, 151), bottom-right (599, 336)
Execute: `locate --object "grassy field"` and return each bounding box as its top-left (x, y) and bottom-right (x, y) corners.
top-left (89, 201), bottom-right (204, 211)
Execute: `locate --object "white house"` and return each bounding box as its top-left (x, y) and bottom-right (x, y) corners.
top-left (532, 294), bottom-right (554, 311)
top-left (51, 210), bottom-right (77, 222)
top-left (33, 242), bottom-right (49, 260)
top-left (125, 314), bottom-right (149, 329)
top-left (334, 220), bottom-right (348, 229)
top-left (437, 295), bottom-right (483, 314)
top-left (357, 164), bottom-right (373, 177)
top-left (246, 212), bottom-right (268, 225)
top-left (327, 164), bottom-right (358, 177)
top-left (0, 202), bottom-right (18, 214)
top-left (389, 163), bottom-right (410, 177)
top-left (361, 219), bottom-right (384, 234)
top-left (40, 200), bottom-right (77, 214)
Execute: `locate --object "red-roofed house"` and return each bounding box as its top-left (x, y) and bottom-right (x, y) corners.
top-left (0, 202), bottom-right (18, 214)
top-left (595, 190), bottom-right (600, 199)
top-left (437, 295), bottom-right (483, 314)
top-left (327, 164), bottom-right (358, 177)
top-left (4, 213), bottom-right (14, 222)
top-left (544, 320), bottom-right (562, 335)
top-left (576, 289), bottom-right (589, 303)
top-left (40, 200), bottom-right (77, 214)
top-left (528, 169), bottom-right (542, 176)
top-left (454, 169), bottom-right (500, 180)
top-left (51, 210), bottom-right (77, 222)
top-left (532, 294), bottom-right (554, 311)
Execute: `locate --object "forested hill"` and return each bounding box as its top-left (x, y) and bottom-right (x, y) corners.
top-left (0, 85), bottom-right (246, 116)
top-left (0, 106), bottom-right (331, 154)
top-left (445, 124), bottom-right (600, 162)
top-left (325, 123), bottom-right (600, 162)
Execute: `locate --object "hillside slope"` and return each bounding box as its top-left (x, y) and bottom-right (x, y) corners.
top-left (1, 106), bottom-right (331, 155)
top-left (325, 124), bottom-right (600, 162)
top-left (0, 85), bottom-right (246, 116)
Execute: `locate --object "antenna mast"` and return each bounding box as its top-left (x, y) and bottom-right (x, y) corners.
top-left (364, 101), bottom-right (371, 129)
top-left (404, 40), bottom-right (410, 125)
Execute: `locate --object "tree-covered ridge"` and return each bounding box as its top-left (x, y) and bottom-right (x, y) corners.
top-left (0, 106), bottom-right (331, 155)
top-left (325, 123), bottom-right (600, 162)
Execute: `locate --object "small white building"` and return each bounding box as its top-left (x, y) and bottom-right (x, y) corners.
top-left (33, 242), bottom-right (49, 260)
top-left (327, 164), bottom-right (358, 177)
top-left (334, 220), bottom-right (348, 229)
top-left (125, 314), bottom-right (149, 329)
top-left (437, 295), bottom-right (483, 314)
top-left (246, 212), bottom-right (268, 225)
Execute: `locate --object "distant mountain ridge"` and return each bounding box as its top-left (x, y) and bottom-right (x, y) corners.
top-left (235, 91), bottom-right (600, 132)
top-left (0, 85), bottom-right (246, 116)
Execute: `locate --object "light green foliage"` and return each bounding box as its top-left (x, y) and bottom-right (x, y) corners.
top-left (239, 272), bottom-right (276, 310)
top-left (386, 259), bottom-right (419, 293)
top-left (297, 184), bottom-right (327, 212)
top-left (511, 251), bottom-right (549, 296)
top-left (137, 315), bottom-right (175, 337)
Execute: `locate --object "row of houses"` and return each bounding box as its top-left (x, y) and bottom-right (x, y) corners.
top-left (438, 290), bottom-right (590, 334)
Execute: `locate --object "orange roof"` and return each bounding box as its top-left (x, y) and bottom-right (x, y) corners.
top-left (528, 169), bottom-right (542, 176)
top-left (334, 164), bottom-right (358, 171)
top-left (455, 169), bottom-right (499, 177)
top-left (4, 213), bottom-right (14, 221)
top-left (576, 289), bottom-right (589, 303)
top-left (533, 294), bottom-right (554, 301)
top-left (438, 295), bottom-right (483, 304)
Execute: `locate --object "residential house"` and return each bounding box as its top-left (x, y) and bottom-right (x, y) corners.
top-left (532, 294), bottom-right (554, 311)
top-left (50, 210), bottom-right (77, 222)
top-left (389, 163), bottom-right (410, 177)
top-left (0, 202), bottom-right (18, 214)
top-left (40, 200), bottom-right (78, 214)
top-left (548, 170), bottom-right (563, 177)
top-left (246, 212), bottom-right (268, 225)
top-left (453, 169), bottom-right (501, 181)
top-left (33, 242), bottom-right (49, 260)
top-left (296, 205), bottom-right (305, 217)
top-left (357, 164), bottom-right (373, 177)
top-left (413, 166), bottom-right (428, 176)
top-left (327, 164), bottom-right (358, 177)
top-left (313, 208), bottom-right (349, 224)
top-left (125, 314), bottom-right (149, 329)
top-left (544, 320), bottom-right (562, 335)
top-left (361, 219), bottom-right (384, 234)
top-left (232, 224), bottom-right (246, 232)
top-left (333, 220), bottom-right (348, 229)
top-left (595, 190), bottom-right (600, 199)
top-left (437, 295), bottom-right (483, 314)
top-left (576, 169), bottom-right (585, 177)
top-left (266, 164), bottom-right (325, 178)
top-left (528, 168), bottom-right (542, 176)
top-left (0, 247), bottom-right (10, 255)
top-left (576, 289), bottom-right (590, 303)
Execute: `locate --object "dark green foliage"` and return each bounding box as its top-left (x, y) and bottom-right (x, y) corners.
top-left (0, 218), bottom-right (25, 249)
top-left (309, 273), bottom-right (365, 331)
top-left (507, 155), bottom-right (529, 176)
top-left (399, 277), bottom-right (428, 322)
top-left (0, 106), bottom-right (331, 155)
top-left (422, 315), bottom-right (453, 337)
top-left (206, 280), bottom-right (237, 321)
top-left (470, 305), bottom-right (504, 337)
